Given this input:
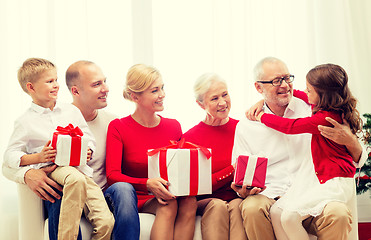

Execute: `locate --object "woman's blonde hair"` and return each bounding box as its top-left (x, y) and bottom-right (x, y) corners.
top-left (194, 73), bottom-right (226, 102)
top-left (18, 58), bottom-right (56, 94)
top-left (123, 64), bottom-right (161, 101)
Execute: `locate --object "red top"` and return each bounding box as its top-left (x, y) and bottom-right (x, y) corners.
top-left (261, 90), bottom-right (355, 184)
top-left (106, 115), bottom-right (182, 210)
top-left (183, 118), bottom-right (238, 201)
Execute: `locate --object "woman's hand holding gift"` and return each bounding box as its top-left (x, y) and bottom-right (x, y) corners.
top-left (146, 177), bottom-right (176, 205)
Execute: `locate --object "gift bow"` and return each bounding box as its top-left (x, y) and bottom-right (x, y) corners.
top-left (55, 124), bottom-right (84, 137)
top-left (147, 138), bottom-right (211, 159)
top-left (148, 138), bottom-right (211, 196)
top-left (51, 124), bottom-right (84, 166)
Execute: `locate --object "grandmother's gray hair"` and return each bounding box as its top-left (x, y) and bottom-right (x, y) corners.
top-left (194, 73), bottom-right (226, 102)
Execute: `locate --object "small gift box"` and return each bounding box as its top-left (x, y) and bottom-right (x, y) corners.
top-left (233, 155), bottom-right (267, 188)
top-left (148, 139), bottom-right (212, 196)
top-left (51, 124), bottom-right (88, 166)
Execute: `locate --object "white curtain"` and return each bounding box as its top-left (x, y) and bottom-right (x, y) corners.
top-left (1, 0), bottom-right (370, 238)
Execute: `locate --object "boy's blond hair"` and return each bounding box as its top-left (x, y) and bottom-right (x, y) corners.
top-left (18, 58), bottom-right (56, 94)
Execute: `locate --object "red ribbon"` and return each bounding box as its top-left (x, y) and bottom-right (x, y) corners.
top-left (147, 138), bottom-right (211, 159)
top-left (359, 175), bottom-right (371, 180)
top-left (51, 124), bottom-right (84, 166)
top-left (148, 139), bottom-right (211, 196)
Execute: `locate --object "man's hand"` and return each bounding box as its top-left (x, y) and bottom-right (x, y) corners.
top-left (318, 116), bottom-right (362, 162)
top-left (24, 165), bottom-right (62, 203)
top-left (231, 182), bottom-right (265, 199)
top-left (318, 117), bottom-right (355, 145)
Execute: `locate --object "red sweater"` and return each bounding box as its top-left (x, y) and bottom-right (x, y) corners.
top-left (183, 118), bottom-right (238, 201)
top-left (106, 115), bottom-right (182, 210)
top-left (261, 91), bottom-right (355, 184)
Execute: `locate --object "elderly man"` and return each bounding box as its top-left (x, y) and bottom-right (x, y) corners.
top-left (231, 57), bottom-right (367, 240)
top-left (3, 60), bottom-right (140, 240)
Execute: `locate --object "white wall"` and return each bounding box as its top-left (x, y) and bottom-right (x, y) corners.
top-left (1, 1), bottom-right (371, 239)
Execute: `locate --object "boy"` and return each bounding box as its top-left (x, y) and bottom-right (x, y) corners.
top-left (3, 58), bottom-right (114, 240)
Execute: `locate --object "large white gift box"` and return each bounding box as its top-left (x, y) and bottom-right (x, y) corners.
top-left (148, 142), bottom-right (212, 196)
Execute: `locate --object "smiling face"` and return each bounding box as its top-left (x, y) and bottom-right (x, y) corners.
top-left (135, 77), bottom-right (165, 113)
top-left (28, 68), bottom-right (59, 109)
top-left (305, 80), bottom-right (319, 105)
top-left (200, 81), bottom-right (231, 120)
top-left (255, 61), bottom-right (293, 110)
top-left (76, 63), bottom-right (109, 110)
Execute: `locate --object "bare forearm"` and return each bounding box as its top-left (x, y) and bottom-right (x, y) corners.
top-left (20, 153), bottom-right (40, 166)
top-left (346, 136), bottom-right (362, 163)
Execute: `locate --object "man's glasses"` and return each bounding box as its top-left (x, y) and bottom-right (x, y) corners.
top-left (257, 75), bottom-right (295, 87)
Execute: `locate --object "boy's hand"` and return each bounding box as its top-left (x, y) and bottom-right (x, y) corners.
top-left (87, 149), bottom-right (92, 162)
top-left (38, 140), bottom-right (57, 163)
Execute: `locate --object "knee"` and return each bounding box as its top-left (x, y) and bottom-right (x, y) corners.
top-left (106, 182), bottom-right (137, 200)
top-left (269, 204), bottom-right (281, 221)
top-left (105, 182), bottom-right (138, 214)
top-left (63, 170), bottom-right (86, 187)
top-left (157, 199), bottom-right (178, 219)
top-left (178, 197), bottom-right (197, 218)
top-left (240, 199), bottom-right (264, 219)
top-left (204, 199), bottom-right (228, 217)
top-left (111, 182), bottom-right (135, 193)
top-left (323, 202), bottom-right (352, 227)
top-left (281, 210), bottom-right (301, 228)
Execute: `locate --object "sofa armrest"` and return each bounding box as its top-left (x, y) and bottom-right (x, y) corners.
top-left (17, 183), bottom-right (45, 240)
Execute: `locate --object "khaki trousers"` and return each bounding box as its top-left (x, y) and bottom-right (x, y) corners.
top-left (50, 166), bottom-right (114, 240)
top-left (198, 198), bottom-right (247, 240)
top-left (239, 194), bottom-right (352, 240)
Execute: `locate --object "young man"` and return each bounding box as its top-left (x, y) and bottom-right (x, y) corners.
top-left (3, 60), bottom-right (140, 240)
top-left (3, 58), bottom-right (114, 239)
top-left (231, 57), bottom-right (367, 240)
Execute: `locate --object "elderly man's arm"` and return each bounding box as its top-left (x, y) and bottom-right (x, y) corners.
top-left (318, 117), bottom-right (366, 166)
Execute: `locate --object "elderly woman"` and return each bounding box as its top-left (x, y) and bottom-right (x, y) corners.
top-left (106, 64), bottom-right (197, 240)
top-left (183, 73), bottom-right (247, 240)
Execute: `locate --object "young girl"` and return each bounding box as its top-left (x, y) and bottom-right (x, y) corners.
top-left (255, 63), bottom-right (363, 240)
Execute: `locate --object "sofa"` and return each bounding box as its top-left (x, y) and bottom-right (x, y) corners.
top-left (17, 183), bottom-right (202, 240)
top-left (17, 182), bottom-right (359, 240)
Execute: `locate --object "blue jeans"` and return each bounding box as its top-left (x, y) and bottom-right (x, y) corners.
top-left (44, 182), bottom-right (140, 240)
top-left (104, 182), bottom-right (140, 240)
top-left (44, 189), bottom-right (83, 240)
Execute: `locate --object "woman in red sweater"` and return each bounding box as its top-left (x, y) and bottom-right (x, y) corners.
top-left (183, 73), bottom-right (247, 240)
top-left (106, 64), bottom-right (197, 240)
top-left (255, 64), bottom-right (363, 240)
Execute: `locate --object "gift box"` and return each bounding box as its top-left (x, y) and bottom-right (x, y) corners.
top-left (148, 139), bottom-right (212, 196)
top-left (233, 155), bottom-right (267, 188)
top-left (51, 124), bottom-right (88, 166)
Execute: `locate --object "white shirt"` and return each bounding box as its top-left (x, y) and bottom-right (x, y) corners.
top-left (87, 110), bottom-right (117, 190)
top-left (232, 96), bottom-right (369, 199)
top-left (232, 97), bottom-right (313, 199)
top-left (3, 102), bottom-right (96, 177)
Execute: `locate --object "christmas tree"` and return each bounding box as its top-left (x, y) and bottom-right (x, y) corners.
top-left (356, 113), bottom-right (371, 195)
